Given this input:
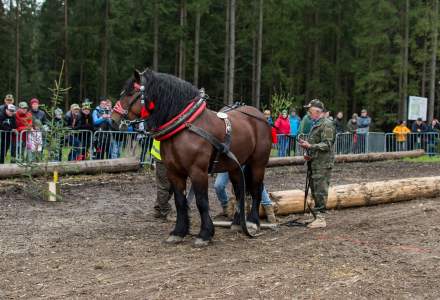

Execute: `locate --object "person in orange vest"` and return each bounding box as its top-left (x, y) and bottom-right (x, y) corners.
top-left (392, 120), bottom-right (411, 151)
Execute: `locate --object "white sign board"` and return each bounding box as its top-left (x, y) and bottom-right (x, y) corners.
top-left (408, 96), bottom-right (427, 121)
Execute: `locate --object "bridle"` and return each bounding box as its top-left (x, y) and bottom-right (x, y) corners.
top-left (113, 80), bottom-right (155, 130)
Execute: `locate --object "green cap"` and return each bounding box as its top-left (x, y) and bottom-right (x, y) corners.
top-left (18, 101), bottom-right (28, 109)
top-left (304, 99), bottom-right (325, 110)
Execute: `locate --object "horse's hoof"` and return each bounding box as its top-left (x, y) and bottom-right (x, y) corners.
top-left (193, 238), bottom-right (210, 248)
top-left (246, 221), bottom-right (259, 236)
top-left (230, 224), bottom-right (242, 232)
top-left (165, 235), bottom-right (184, 244)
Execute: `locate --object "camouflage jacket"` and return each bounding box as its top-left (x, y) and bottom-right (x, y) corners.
top-left (307, 117), bottom-right (336, 169)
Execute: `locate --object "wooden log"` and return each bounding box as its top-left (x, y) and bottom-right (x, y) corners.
top-left (266, 150), bottom-right (424, 167)
top-left (213, 220), bottom-right (278, 230)
top-left (269, 176), bottom-right (440, 216)
top-left (0, 158), bottom-right (141, 179)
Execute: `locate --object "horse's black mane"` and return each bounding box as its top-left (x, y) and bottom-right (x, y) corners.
top-left (125, 69), bottom-right (200, 129)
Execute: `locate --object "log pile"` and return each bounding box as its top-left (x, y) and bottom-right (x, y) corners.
top-left (268, 176), bottom-right (440, 216)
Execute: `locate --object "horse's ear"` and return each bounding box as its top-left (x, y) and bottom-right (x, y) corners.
top-left (133, 69), bottom-right (141, 83)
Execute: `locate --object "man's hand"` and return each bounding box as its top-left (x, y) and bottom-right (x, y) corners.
top-left (299, 139), bottom-right (311, 149)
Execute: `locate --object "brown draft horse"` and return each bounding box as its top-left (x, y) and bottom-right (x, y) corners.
top-left (111, 69), bottom-right (271, 247)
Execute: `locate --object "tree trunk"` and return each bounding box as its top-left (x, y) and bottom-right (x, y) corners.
top-left (422, 41), bottom-right (427, 97)
top-left (251, 20), bottom-right (256, 103)
top-left (64, 0), bottom-right (69, 110)
top-left (193, 6), bottom-right (201, 86)
top-left (401, 0), bottom-right (409, 121)
top-left (312, 8), bottom-right (320, 95)
top-left (14, 0), bottom-right (19, 101)
top-left (429, 0), bottom-right (438, 121)
top-left (269, 176), bottom-right (440, 216)
top-left (178, 0), bottom-right (187, 79)
top-left (0, 158), bottom-right (141, 179)
top-left (254, 0), bottom-right (263, 109)
top-left (101, 0), bottom-right (109, 97)
top-left (79, 62), bottom-right (84, 101)
top-left (153, 0), bottom-right (159, 71)
top-left (266, 150), bottom-right (424, 168)
top-left (227, 0), bottom-right (235, 105)
top-left (223, 0), bottom-right (230, 104)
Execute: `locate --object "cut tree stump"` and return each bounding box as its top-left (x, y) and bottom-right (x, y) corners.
top-left (268, 176), bottom-right (440, 216)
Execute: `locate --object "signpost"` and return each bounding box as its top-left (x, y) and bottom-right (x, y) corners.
top-left (407, 96), bottom-right (428, 121)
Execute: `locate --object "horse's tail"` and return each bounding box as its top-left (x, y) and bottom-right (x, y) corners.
top-left (243, 165), bottom-right (253, 195)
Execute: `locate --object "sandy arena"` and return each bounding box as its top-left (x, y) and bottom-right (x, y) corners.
top-left (0, 160), bottom-right (439, 299)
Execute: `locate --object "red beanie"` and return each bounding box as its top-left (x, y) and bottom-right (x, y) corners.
top-left (30, 98), bottom-right (39, 105)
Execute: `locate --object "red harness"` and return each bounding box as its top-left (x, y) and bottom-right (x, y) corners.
top-left (153, 100), bottom-right (207, 141)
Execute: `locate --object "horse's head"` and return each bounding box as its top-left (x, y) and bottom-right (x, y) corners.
top-left (111, 70), bottom-right (155, 130)
top-left (112, 68), bottom-right (200, 131)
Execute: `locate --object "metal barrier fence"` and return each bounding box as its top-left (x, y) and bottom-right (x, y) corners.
top-left (272, 132), bottom-right (439, 157)
top-left (2, 130), bottom-right (439, 163)
top-left (0, 129), bottom-right (153, 165)
top-left (0, 130), bottom-right (18, 164)
top-left (385, 132), bottom-right (440, 156)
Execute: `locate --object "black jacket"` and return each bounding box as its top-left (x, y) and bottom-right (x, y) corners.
top-left (64, 111), bottom-right (83, 130)
top-left (0, 110), bottom-right (16, 131)
top-left (31, 109), bottom-right (48, 124)
top-left (78, 112), bottom-right (94, 131)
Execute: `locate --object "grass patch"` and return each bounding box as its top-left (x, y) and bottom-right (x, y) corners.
top-left (402, 155), bottom-right (440, 163)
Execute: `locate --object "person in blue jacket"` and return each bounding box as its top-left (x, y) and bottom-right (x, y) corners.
top-left (289, 108), bottom-right (301, 155)
top-left (93, 97), bottom-right (113, 159)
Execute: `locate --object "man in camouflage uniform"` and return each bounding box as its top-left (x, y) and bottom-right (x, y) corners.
top-left (299, 99), bottom-right (336, 228)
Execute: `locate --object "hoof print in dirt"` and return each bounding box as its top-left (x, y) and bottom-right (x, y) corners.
top-left (164, 235), bottom-right (184, 244)
top-left (193, 238), bottom-right (210, 248)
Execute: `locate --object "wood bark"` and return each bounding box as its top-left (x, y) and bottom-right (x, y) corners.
top-left (254, 0), bottom-right (263, 109)
top-left (193, 6), bottom-right (201, 86)
top-left (14, 0), bottom-right (19, 101)
top-left (0, 158), bottom-right (140, 179)
top-left (269, 176), bottom-right (440, 216)
top-left (153, 0), bottom-right (159, 71)
top-left (223, 0), bottom-right (230, 104)
top-left (178, 0), bottom-right (187, 79)
top-left (227, 0), bottom-right (235, 105)
top-left (266, 150), bottom-right (424, 168)
top-left (429, 0), bottom-right (439, 121)
top-left (101, 0), bottom-right (109, 97)
top-left (64, 0), bottom-right (69, 110)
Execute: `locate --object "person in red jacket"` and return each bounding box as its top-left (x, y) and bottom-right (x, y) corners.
top-left (15, 101), bottom-right (33, 160)
top-left (274, 109), bottom-right (291, 156)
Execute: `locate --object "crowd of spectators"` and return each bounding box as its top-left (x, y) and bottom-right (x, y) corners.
top-left (264, 105), bottom-right (440, 157)
top-left (1, 92), bottom-right (440, 163)
top-left (0, 93), bottom-right (144, 164)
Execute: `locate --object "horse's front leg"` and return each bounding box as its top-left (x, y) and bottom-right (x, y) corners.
top-left (191, 173), bottom-right (214, 247)
top-left (166, 174), bottom-right (189, 244)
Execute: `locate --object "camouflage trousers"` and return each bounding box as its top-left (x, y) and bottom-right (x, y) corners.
top-left (310, 168), bottom-right (332, 213)
top-left (154, 160), bottom-right (173, 217)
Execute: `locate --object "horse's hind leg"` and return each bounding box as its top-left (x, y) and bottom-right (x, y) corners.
top-left (244, 164), bottom-right (264, 229)
top-left (191, 172), bottom-right (214, 247)
top-left (229, 169), bottom-right (246, 231)
top-left (166, 173), bottom-right (189, 244)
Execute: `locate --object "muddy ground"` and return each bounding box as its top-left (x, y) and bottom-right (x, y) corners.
top-left (0, 160), bottom-right (439, 299)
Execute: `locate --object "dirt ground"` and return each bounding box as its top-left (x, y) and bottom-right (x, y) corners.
top-left (0, 160), bottom-right (439, 299)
